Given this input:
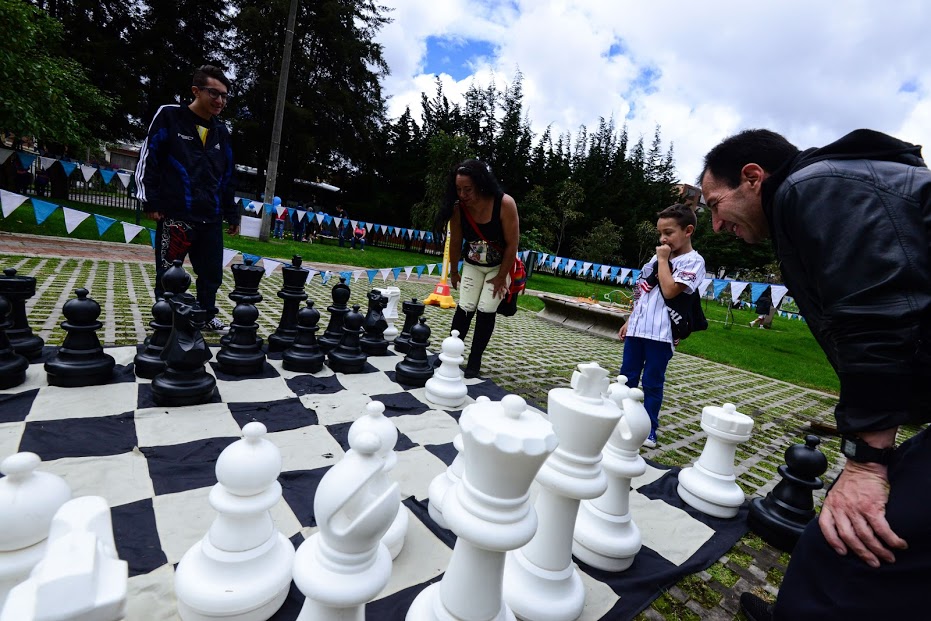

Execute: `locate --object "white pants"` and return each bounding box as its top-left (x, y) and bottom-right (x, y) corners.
top-left (458, 262), bottom-right (508, 313)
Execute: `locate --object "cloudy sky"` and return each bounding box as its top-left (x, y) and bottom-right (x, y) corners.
top-left (374, 0), bottom-right (931, 184)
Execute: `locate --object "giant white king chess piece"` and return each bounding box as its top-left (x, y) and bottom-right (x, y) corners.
top-left (407, 394), bottom-right (557, 621)
top-left (174, 422), bottom-right (295, 621)
top-left (572, 376), bottom-right (652, 571)
top-left (677, 403), bottom-right (754, 519)
top-left (503, 362), bottom-right (622, 621)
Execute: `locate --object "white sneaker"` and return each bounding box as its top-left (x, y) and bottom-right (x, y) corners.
top-left (205, 317), bottom-right (229, 334)
top-left (642, 432), bottom-right (657, 449)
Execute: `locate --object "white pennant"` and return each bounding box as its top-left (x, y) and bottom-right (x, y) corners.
top-left (600, 265), bottom-right (610, 278)
top-left (80, 165), bottom-right (97, 183)
top-left (62, 207), bottom-right (91, 234)
top-left (353, 270), bottom-right (364, 282)
top-left (419, 230), bottom-right (426, 239)
top-left (0, 190), bottom-right (28, 218)
top-left (539, 252), bottom-right (549, 265)
top-left (404, 266), bottom-right (413, 280)
top-left (582, 262), bottom-right (592, 274)
top-left (426, 263), bottom-right (437, 275)
top-left (350, 219), bottom-right (358, 230)
top-left (620, 268), bottom-right (631, 283)
top-left (0, 148), bottom-right (12, 165)
top-left (249, 201), bottom-right (263, 213)
top-left (379, 268), bottom-right (391, 281)
top-left (698, 277), bottom-right (713, 297)
top-left (116, 172), bottom-right (131, 189)
top-left (276, 206), bottom-right (287, 217)
top-left (121, 222), bottom-right (144, 243)
top-left (262, 259), bottom-right (282, 277)
top-left (221, 248), bottom-right (239, 267)
top-left (521, 250), bottom-right (530, 262)
top-left (39, 156), bottom-right (56, 171)
top-left (306, 270), bottom-right (318, 284)
top-left (316, 213), bottom-right (325, 224)
top-left (365, 222), bottom-right (374, 232)
top-left (770, 285), bottom-right (789, 309)
top-left (333, 216), bottom-right (342, 228)
top-left (566, 259), bottom-right (577, 273)
top-left (730, 281), bottom-right (750, 303)
top-left (379, 224), bottom-right (387, 235)
top-left (297, 210), bottom-right (306, 221)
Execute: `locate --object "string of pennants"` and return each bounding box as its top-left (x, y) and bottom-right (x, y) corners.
top-left (0, 148), bottom-right (134, 190)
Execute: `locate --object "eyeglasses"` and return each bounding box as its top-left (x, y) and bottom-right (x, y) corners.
top-left (195, 86), bottom-right (230, 102)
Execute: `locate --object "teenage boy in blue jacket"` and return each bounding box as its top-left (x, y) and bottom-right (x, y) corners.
top-left (136, 64), bottom-right (240, 333)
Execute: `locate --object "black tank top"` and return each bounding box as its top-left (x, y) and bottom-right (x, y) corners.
top-left (460, 193), bottom-right (506, 267)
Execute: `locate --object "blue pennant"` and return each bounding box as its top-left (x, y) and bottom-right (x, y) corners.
top-left (242, 253), bottom-right (261, 266)
top-left (712, 279), bottom-right (729, 300)
top-left (388, 226), bottom-right (395, 235)
top-left (750, 282), bottom-right (770, 303)
top-left (324, 214), bottom-right (333, 225)
top-left (264, 204), bottom-right (275, 215)
top-left (415, 265), bottom-right (425, 278)
top-left (366, 269), bottom-right (377, 283)
top-left (59, 161), bottom-right (77, 177)
top-left (94, 214), bottom-right (116, 236)
top-left (149, 229), bottom-right (156, 247)
top-left (241, 197), bottom-right (251, 208)
top-left (340, 271), bottom-right (352, 283)
top-left (391, 267), bottom-right (402, 280)
top-left (17, 152), bottom-right (36, 168)
top-left (288, 208), bottom-right (295, 218)
top-left (610, 266), bottom-right (620, 279)
top-left (425, 232), bottom-right (433, 243)
top-left (31, 199), bottom-right (58, 225)
top-left (99, 170), bottom-right (116, 185)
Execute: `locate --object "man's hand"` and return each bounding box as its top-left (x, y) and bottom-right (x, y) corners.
top-left (227, 224), bottom-right (240, 236)
top-left (655, 244), bottom-right (671, 261)
top-left (488, 274), bottom-right (508, 298)
top-left (819, 461), bottom-right (907, 568)
top-left (145, 211), bottom-right (164, 222)
top-left (618, 322), bottom-right (628, 341)
top-left (449, 272), bottom-right (460, 290)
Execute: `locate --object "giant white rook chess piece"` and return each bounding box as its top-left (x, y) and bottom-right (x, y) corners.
top-left (424, 330), bottom-right (468, 409)
top-left (1, 496), bottom-right (128, 621)
top-left (348, 401), bottom-right (408, 559)
top-left (0, 452), bottom-right (71, 608)
top-left (174, 422), bottom-right (295, 621)
top-left (407, 394), bottom-right (557, 621)
top-left (572, 377), bottom-right (652, 571)
top-left (292, 432), bottom-right (399, 621)
top-left (503, 362), bottom-right (622, 621)
top-left (677, 403), bottom-right (754, 518)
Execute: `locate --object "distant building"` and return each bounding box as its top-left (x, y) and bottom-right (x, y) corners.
top-left (107, 144), bottom-right (140, 171)
top-left (675, 183), bottom-right (705, 212)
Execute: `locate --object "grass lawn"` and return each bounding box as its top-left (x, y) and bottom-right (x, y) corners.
top-left (1, 195), bottom-right (839, 394)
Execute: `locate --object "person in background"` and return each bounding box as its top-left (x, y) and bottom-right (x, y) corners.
top-left (351, 223), bottom-right (366, 250)
top-left (700, 128), bottom-right (931, 621)
top-left (434, 159), bottom-right (519, 378)
top-left (136, 64), bottom-right (239, 334)
top-left (273, 205), bottom-right (287, 239)
top-left (750, 289), bottom-right (775, 329)
top-left (292, 204), bottom-right (306, 241)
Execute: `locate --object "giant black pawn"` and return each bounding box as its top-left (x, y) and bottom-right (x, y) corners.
top-left (748, 435), bottom-right (828, 552)
top-left (360, 289), bottom-right (389, 356)
top-left (221, 259), bottom-right (265, 348)
top-left (282, 300), bottom-right (325, 373)
top-left (327, 304), bottom-right (368, 373)
top-left (45, 288), bottom-right (115, 387)
top-left (268, 255), bottom-right (309, 352)
top-left (151, 293), bottom-right (216, 407)
top-left (216, 294), bottom-right (266, 375)
top-left (0, 295), bottom-right (29, 389)
top-left (393, 297), bottom-right (425, 354)
top-left (135, 260), bottom-right (191, 378)
top-left (394, 317), bottom-right (433, 387)
top-left (319, 277), bottom-right (351, 353)
top-left (0, 267), bottom-right (45, 359)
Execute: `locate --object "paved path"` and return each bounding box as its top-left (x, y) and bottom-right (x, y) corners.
top-left (0, 233), bottom-right (846, 620)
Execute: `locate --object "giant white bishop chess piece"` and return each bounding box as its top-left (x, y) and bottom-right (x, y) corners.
top-left (348, 401), bottom-right (408, 559)
top-left (1, 496), bottom-right (128, 621)
top-left (0, 452), bottom-right (71, 609)
top-left (424, 330), bottom-right (468, 409)
top-left (677, 403), bottom-right (754, 518)
top-left (292, 431), bottom-right (400, 621)
top-left (503, 362), bottom-right (622, 621)
top-left (407, 394), bottom-right (557, 621)
top-left (174, 422), bottom-right (295, 621)
top-left (572, 376), bottom-right (652, 571)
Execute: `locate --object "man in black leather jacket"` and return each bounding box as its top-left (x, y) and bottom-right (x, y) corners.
top-left (700, 129), bottom-right (931, 621)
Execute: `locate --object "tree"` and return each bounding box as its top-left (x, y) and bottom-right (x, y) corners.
top-left (1, 0), bottom-right (113, 146)
top-left (554, 179), bottom-right (584, 256)
top-left (571, 217), bottom-right (623, 265)
top-left (410, 131), bottom-right (470, 233)
top-left (519, 185), bottom-right (556, 251)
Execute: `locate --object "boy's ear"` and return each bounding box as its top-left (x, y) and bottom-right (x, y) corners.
top-left (684, 223), bottom-right (695, 237)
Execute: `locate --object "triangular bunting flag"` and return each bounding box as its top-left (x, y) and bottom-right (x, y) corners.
top-left (287, 208), bottom-right (295, 219)
top-left (276, 206), bottom-right (287, 217)
top-left (242, 252), bottom-right (261, 265)
top-left (566, 259), bottom-right (577, 273)
top-left (418, 230), bottom-right (426, 239)
top-left (352, 270), bottom-right (364, 283)
top-left (40, 156), bottom-right (56, 171)
top-left (305, 270), bottom-right (318, 284)
top-left (93, 214), bottom-right (116, 236)
top-left (379, 268), bottom-right (391, 281)
top-left (321, 271), bottom-right (332, 285)
top-left (263, 259), bottom-right (282, 277)
top-left (32, 199), bottom-right (59, 225)
top-left (241, 197), bottom-right (251, 208)
top-left (296, 210), bottom-right (306, 221)
top-left (62, 206), bottom-right (91, 234)
top-left (391, 267), bottom-right (402, 280)
top-left (0, 190), bottom-right (28, 218)
top-left (249, 201), bottom-right (263, 213)
top-left (388, 226), bottom-right (395, 235)
top-left (315, 213), bottom-right (325, 225)
top-left (404, 266), bottom-right (413, 280)
top-left (712, 279), bottom-right (729, 300)
top-left (99, 170), bottom-right (116, 185)
top-left (426, 263), bottom-right (436, 275)
top-left (770, 285), bottom-right (789, 309)
top-left (340, 271), bottom-right (352, 283)
top-left (121, 222), bottom-right (144, 243)
top-left (333, 216), bottom-right (342, 228)
top-left (17, 152), bottom-right (36, 168)
top-left (149, 229), bottom-right (156, 247)
top-left (221, 248), bottom-right (239, 267)
top-left (730, 281), bottom-right (750, 303)
top-left (620, 268), bottom-right (631, 284)
top-left (600, 265), bottom-right (610, 278)
top-left (324, 214), bottom-right (333, 225)
top-left (698, 278), bottom-right (713, 297)
top-left (350, 220), bottom-right (358, 230)
top-left (538, 253), bottom-right (549, 266)
top-left (750, 282), bottom-right (770, 303)
top-left (80, 164), bottom-right (97, 183)
top-left (365, 222), bottom-right (374, 232)
top-left (379, 224), bottom-right (387, 235)
top-left (0, 148), bottom-right (12, 165)
top-left (521, 250), bottom-right (530, 262)
top-left (416, 265), bottom-right (425, 278)
top-left (582, 262), bottom-right (592, 275)
top-left (59, 161), bottom-right (76, 177)
top-left (366, 269), bottom-right (377, 283)
top-left (264, 204), bottom-right (275, 215)
top-left (116, 172), bottom-right (131, 188)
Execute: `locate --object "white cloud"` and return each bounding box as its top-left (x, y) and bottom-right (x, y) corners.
top-left (374, 0), bottom-right (931, 182)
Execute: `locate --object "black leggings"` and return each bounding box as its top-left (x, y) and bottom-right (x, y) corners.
top-left (451, 306), bottom-right (496, 371)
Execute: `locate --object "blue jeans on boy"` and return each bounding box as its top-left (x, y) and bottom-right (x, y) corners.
top-left (273, 220), bottom-right (285, 238)
top-left (619, 336), bottom-right (674, 435)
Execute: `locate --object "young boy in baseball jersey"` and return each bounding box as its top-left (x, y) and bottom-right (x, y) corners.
top-left (619, 203), bottom-right (705, 447)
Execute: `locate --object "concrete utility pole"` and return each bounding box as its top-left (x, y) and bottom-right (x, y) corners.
top-left (260, 0), bottom-right (300, 241)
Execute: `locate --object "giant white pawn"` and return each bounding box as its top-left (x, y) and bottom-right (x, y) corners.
top-left (174, 422), bottom-right (295, 621)
top-left (424, 330), bottom-right (468, 409)
top-left (0, 452), bottom-right (71, 608)
top-left (293, 432), bottom-right (399, 621)
top-left (572, 377), bottom-right (652, 571)
top-left (427, 396), bottom-right (491, 529)
top-left (1, 496), bottom-right (128, 621)
top-left (677, 403), bottom-right (754, 519)
top-left (408, 394), bottom-right (558, 621)
top-left (503, 362), bottom-right (622, 621)
top-left (375, 287), bottom-right (401, 342)
top-left (348, 401), bottom-right (408, 559)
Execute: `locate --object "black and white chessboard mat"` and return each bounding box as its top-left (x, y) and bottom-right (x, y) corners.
top-left (0, 346), bottom-right (748, 620)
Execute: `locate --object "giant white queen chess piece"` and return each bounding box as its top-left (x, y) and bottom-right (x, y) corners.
top-left (503, 362), bottom-right (623, 621)
top-left (174, 422), bottom-right (295, 621)
top-left (677, 403), bottom-right (754, 519)
top-left (572, 376), bottom-right (652, 571)
top-left (407, 394), bottom-right (557, 621)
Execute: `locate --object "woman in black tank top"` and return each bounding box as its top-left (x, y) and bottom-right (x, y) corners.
top-left (433, 159), bottom-right (520, 377)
